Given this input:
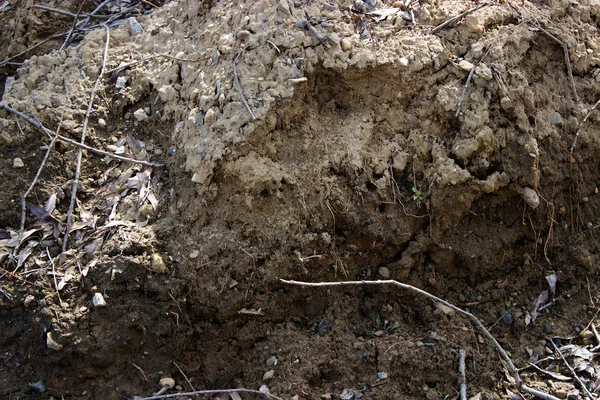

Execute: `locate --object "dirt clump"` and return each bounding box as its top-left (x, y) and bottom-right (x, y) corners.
top-left (2, 0), bottom-right (600, 399)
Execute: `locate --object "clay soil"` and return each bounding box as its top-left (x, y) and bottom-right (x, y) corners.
top-left (2, 0), bottom-right (600, 399)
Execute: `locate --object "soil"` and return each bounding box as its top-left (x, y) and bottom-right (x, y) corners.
top-left (2, 0), bottom-right (600, 399)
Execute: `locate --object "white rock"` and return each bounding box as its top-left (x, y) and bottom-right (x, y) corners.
top-left (128, 17), bottom-right (143, 35)
top-left (189, 250), bottom-right (200, 259)
top-left (24, 295), bottom-right (35, 307)
top-left (116, 76), bottom-right (127, 89)
top-left (521, 187), bottom-right (539, 209)
top-left (12, 157), bottom-right (24, 168)
top-left (458, 60), bottom-right (474, 71)
top-left (399, 57), bottom-right (409, 67)
top-left (378, 267), bottom-right (390, 279)
top-left (158, 85), bottom-right (178, 102)
top-left (159, 377), bottom-right (175, 388)
top-left (263, 370), bottom-right (275, 380)
top-left (266, 356), bottom-right (277, 366)
top-left (151, 253), bottom-right (167, 274)
top-left (435, 302), bottom-right (455, 316)
top-left (133, 108), bottom-right (149, 122)
top-left (259, 385), bottom-right (270, 394)
top-left (92, 292), bottom-right (107, 307)
top-left (98, 118), bottom-right (107, 128)
top-left (46, 332), bottom-right (63, 351)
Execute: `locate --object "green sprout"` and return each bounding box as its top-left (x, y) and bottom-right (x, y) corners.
top-left (412, 186), bottom-right (422, 201)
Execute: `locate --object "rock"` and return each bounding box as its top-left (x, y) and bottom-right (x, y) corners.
top-left (12, 157), bottom-right (24, 168)
top-left (263, 369), bottom-right (275, 380)
top-left (259, 385), bottom-right (270, 394)
top-left (378, 266), bottom-right (390, 278)
top-left (151, 253), bottom-right (167, 273)
top-left (549, 111), bottom-right (563, 124)
top-left (128, 17), bottom-right (143, 35)
top-left (98, 118), bottom-right (107, 128)
top-left (458, 60), bottom-right (474, 71)
top-left (340, 38), bottom-right (352, 52)
top-left (189, 250), bottom-right (200, 259)
top-left (24, 294), bottom-right (35, 307)
top-left (521, 187), bottom-right (539, 209)
top-left (28, 380), bottom-right (46, 393)
top-left (133, 108), bottom-right (149, 122)
top-left (159, 377), bottom-right (175, 389)
top-left (464, 14), bottom-right (485, 33)
top-left (500, 96), bottom-right (513, 110)
top-left (116, 76), bottom-right (127, 89)
top-left (237, 30), bottom-right (251, 41)
top-left (46, 332), bottom-right (63, 351)
top-left (435, 302), bottom-right (455, 316)
top-left (399, 57), bottom-right (409, 67)
top-left (377, 371), bottom-right (388, 380)
top-left (229, 279), bottom-right (239, 289)
top-left (499, 309), bottom-right (513, 325)
top-left (266, 356), bottom-right (277, 365)
top-left (158, 85), bottom-right (178, 102)
top-left (204, 108), bottom-right (217, 124)
top-left (92, 292), bottom-right (107, 307)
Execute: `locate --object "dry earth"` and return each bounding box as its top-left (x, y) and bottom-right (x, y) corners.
top-left (2, 0), bottom-right (600, 399)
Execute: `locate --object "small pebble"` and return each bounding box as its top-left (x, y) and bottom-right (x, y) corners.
top-left (28, 380), bottom-right (46, 393)
top-left (378, 371), bottom-right (388, 380)
top-left (295, 18), bottom-right (308, 28)
top-left (521, 187), bottom-right (539, 209)
top-left (98, 118), bottom-right (107, 128)
top-left (363, 0), bottom-right (376, 6)
top-left (128, 17), bottom-right (143, 35)
top-left (266, 356), bottom-right (277, 366)
top-left (458, 60), bottom-right (474, 71)
top-left (229, 279), bottom-right (239, 289)
top-left (499, 309), bottom-right (513, 325)
top-left (323, 3), bottom-right (336, 11)
top-left (189, 250), bottom-right (200, 259)
top-left (237, 30), bottom-right (251, 41)
top-left (316, 319), bottom-right (332, 335)
top-left (378, 267), bottom-right (390, 278)
top-left (399, 57), bottom-right (409, 67)
top-left (24, 294), bottom-right (35, 307)
top-left (340, 38), bottom-right (352, 52)
top-left (263, 370), bottom-right (275, 380)
top-left (159, 377), bottom-right (175, 388)
top-left (151, 253), bottom-right (167, 273)
top-left (92, 293), bottom-right (107, 307)
top-left (549, 111), bottom-right (563, 124)
top-left (12, 157), bottom-right (24, 168)
top-left (46, 332), bottom-right (63, 351)
top-left (116, 76), bottom-right (127, 89)
top-left (259, 385), bottom-right (270, 394)
top-left (133, 108), bottom-right (149, 122)
top-left (294, 1), bottom-right (302, 7)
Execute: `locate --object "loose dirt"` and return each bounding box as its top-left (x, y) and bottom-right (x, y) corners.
top-left (2, 0), bottom-right (600, 399)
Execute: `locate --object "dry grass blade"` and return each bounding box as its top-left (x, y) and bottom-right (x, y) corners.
top-left (133, 388), bottom-right (284, 400)
top-left (536, 26), bottom-right (578, 102)
top-left (59, 0), bottom-right (88, 51)
top-left (571, 99), bottom-right (600, 155)
top-left (233, 52), bottom-right (256, 121)
top-left (62, 24), bottom-right (110, 252)
top-left (431, 3), bottom-right (488, 34)
top-left (280, 278), bottom-right (560, 400)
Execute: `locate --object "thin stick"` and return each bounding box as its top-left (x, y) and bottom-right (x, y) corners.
top-left (459, 349), bottom-right (467, 400)
top-left (431, 4), bottom-right (488, 34)
top-left (60, 0), bottom-right (87, 51)
top-left (456, 66), bottom-right (476, 117)
top-left (132, 363), bottom-right (149, 382)
top-left (536, 26), bottom-right (578, 102)
top-left (592, 324), bottom-right (600, 345)
top-left (133, 388), bottom-right (284, 400)
top-left (571, 99), bottom-right (600, 155)
top-left (0, 104), bottom-right (164, 167)
top-left (0, 32), bottom-right (67, 67)
top-left (550, 341), bottom-right (594, 399)
top-left (62, 25), bottom-right (109, 252)
top-left (233, 53), bottom-right (256, 121)
top-left (280, 279), bottom-right (560, 400)
top-left (19, 114), bottom-right (62, 244)
top-left (104, 54), bottom-right (199, 75)
top-left (33, 5), bottom-right (109, 19)
top-left (77, 0), bottom-right (112, 29)
top-left (173, 362), bottom-right (195, 392)
top-left (46, 248), bottom-right (63, 306)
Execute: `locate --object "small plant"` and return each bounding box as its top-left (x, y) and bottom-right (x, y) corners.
top-left (412, 186), bottom-right (422, 201)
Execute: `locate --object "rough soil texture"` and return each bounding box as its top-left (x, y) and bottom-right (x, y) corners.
top-left (3, 0), bottom-right (600, 399)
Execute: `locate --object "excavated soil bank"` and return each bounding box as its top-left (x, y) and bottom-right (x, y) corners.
top-left (2, 0), bottom-right (600, 399)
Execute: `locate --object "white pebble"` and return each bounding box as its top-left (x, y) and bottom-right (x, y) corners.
top-left (92, 292), bottom-right (107, 307)
top-left (263, 370), bottom-right (275, 380)
top-left (133, 108), bottom-right (149, 122)
top-left (12, 157), bottom-right (24, 168)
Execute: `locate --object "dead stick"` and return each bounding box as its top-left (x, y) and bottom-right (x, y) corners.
top-left (33, 4), bottom-right (109, 19)
top-left (60, 0), bottom-right (88, 51)
top-left (537, 26), bottom-right (578, 102)
top-left (431, 4), bottom-right (488, 34)
top-left (63, 25), bottom-right (109, 252)
top-left (571, 99), bottom-right (600, 155)
top-left (456, 66), bottom-right (476, 117)
top-left (550, 341), bottom-right (595, 399)
top-left (459, 349), bottom-right (467, 400)
top-left (233, 53), bottom-right (256, 121)
top-left (133, 388), bottom-right (283, 400)
top-left (0, 104), bottom-right (164, 167)
top-left (46, 248), bottom-right (63, 306)
top-left (77, 0), bottom-right (112, 29)
top-left (280, 279), bottom-right (559, 400)
top-left (173, 361), bottom-right (195, 392)
top-left (104, 54), bottom-right (199, 75)
top-left (0, 32), bottom-right (66, 67)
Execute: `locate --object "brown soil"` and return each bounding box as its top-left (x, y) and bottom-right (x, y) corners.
top-left (2, 0), bottom-right (600, 399)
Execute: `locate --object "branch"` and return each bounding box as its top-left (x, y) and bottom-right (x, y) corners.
top-left (431, 4), bottom-right (488, 34)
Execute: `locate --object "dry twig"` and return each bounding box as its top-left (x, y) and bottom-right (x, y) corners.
top-left (571, 99), bottom-right (600, 155)
top-left (431, 4), bottom-right (488, 34)
top-left (0, 104), bottom-right (164, 167)
top-left (536, 26), bottom-right (578, 102)
top-left (63, 25), bottom-right (109, 252)
top-left (0, 33), bottom-right (67, 67)
top-left (33, 4), bottom-right (109, 19)
top-left (550, 341), bottom-right (594, 399)
top-left (173, 361), bottom-right (195, 392)
top-left (456, 66), bottom-right (476, 117)
top-left (60, 0), bottom-right (88, 51)
top-left (133, 388), bottom-right (283, 400)
top-left (280, 278), bottom-right (559, 400)
top-left (233, 52), bottom-right (257, 121)
top-left (459, 349), bottom-right (467, 400)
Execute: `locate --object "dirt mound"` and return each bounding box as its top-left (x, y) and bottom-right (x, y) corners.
top-left (2, 0), bottom-right (600, 399)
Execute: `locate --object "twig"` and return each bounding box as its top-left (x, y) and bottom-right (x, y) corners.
top-left (233, 53), bottom-right (256, 121)
top-left (550, 341), bottom-right (595, 399)
top-left (33, 4), bottom-right (109, 19)
top-left (18, 114), bottom-right (62, 244)
top-left (63, 24), bottom-right (110, 252)
top-left (459, 349), bottom-right (467, 400)
top-left (280, 279), bottom-right (559, 400)
top-left (133, 388), bottom-right (284, 400)
top-left (456, 66), bottom-right (476, 117)
top-left (104, 54), bottom-right (199, 75)
top-left (536, 26), bottom-right (578, 102)
top-left (173, 361), bottom-right (195, 392)
top-left (60, 0), bottom-right (88, 51)
top-left (266, 40), bottom-right (281, 55)
top-left (0, 32), bottom-right (67, 67)
top-left (0, 104), bottom-right (164, 167)
top-left (431, 4), bottom-right (488, 34)
top-left (77, 0), bottom-right (112, 28)
top-left (132, 363), bottom-right (149, 382)
top-left (592, 323), bottom-right (600, 345)
top-left (46, 249), bottom-right (63, 306)
top-left (570, 99), bottom-right (600, 155)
